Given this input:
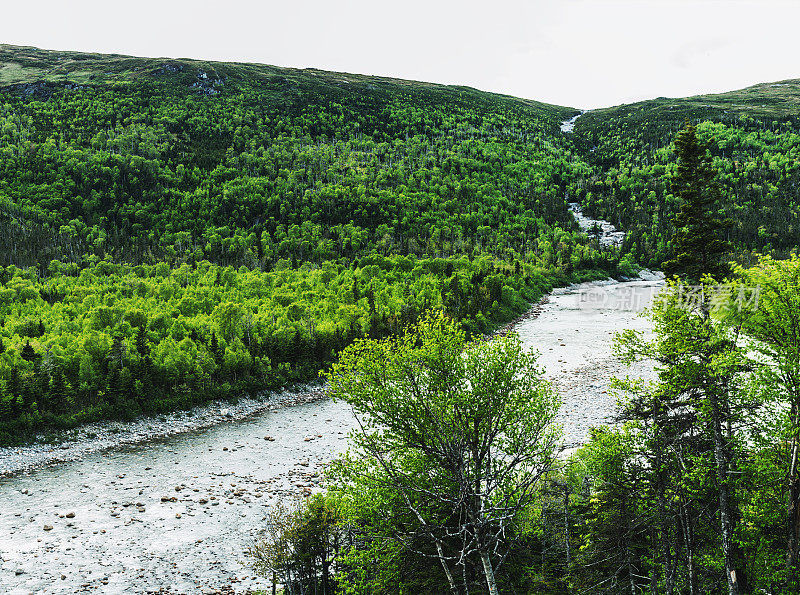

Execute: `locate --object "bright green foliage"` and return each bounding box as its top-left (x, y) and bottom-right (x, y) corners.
top-left (247, 494), bottom-right (341, 595)
top-left (569, 426), bottom-right (651, 593)
top-left (0, 45), bottom-right (589, 269)
top-left (733, 255), bottom-right (800, 587)
top-left (0, 256), bottom-right (608, 444)
top-left (616, 283), bottom-right (753, 593)
top-left (567, 259), bottom-right (800, 593)
top-left (571, 100), bottom-right (800, 266)
top-left (0, 45), bottom-right (628, 440)
top-left (325, 312), bottom-right (560, 594)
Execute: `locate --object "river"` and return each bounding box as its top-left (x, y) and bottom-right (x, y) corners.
top-left (560, 111), bottom-right (584, 133)
top-left (0, 271), bottom-right (663, 594)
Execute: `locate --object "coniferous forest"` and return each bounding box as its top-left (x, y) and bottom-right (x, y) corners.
top-left (2, 44), bottom-right (800, 593)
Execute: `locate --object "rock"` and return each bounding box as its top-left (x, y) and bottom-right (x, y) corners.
top-left (65, 512), bottom-right (75, 518)
top-left (43, 524), bottom-right (53, 531)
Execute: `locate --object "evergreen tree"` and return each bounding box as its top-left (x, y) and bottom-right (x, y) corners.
top-left (135, 327), bottom-right (149, 357)
top-left (21, 340), bottom-right (36, 362)
top-left (109, 336), bottom-right (126, 370)
top-left (662, 124), bottom-right (731, 283)
top-left (209, 332), bottom-right (222, 364)
top-left (616, 284), bottom-right (754, 594)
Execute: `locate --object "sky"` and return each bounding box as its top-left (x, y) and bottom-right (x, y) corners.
top-left (2, 0), bottom-right (799, 109)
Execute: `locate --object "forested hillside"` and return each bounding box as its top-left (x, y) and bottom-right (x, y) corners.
top-left (0, 45), bottom-right (585, 268)
top-left (569, 81), bottom-right (800, 265)
top-left (0, 45), bottom-right (621, 443)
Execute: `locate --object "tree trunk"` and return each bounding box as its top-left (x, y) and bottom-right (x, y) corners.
top-left (678, 499), bottom-right (695, 595)
top-left (479, 548), bottom-right (500, 595)
top-left (436, 539), bottom-right (459, 595)
top-left (404, 495), bottom-right (458, 594)
top-left (655, 431), bottom-right (676, 595)
top-left (564, 487), bottom-right (571, 566)
top-left (625, 542), bottom-right (636, 595)
top-left (709, 386), bottom-right (745, 595)
top-left (786, 400), bottom-right (800, 577)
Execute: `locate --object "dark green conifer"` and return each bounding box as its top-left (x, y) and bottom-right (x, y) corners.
top-left (662, 124), bottom-right (731, 283)
top-left (21, 340), bottom-right (36, 362)
top-left (135, 327), bottom-right (149, 357)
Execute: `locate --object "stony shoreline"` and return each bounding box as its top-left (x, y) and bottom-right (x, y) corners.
top-left (0, 383), bottom-right (329, 478)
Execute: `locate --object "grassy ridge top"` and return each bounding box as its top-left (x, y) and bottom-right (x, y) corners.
top-left (0, 44), bottom-right (575, 120)
top-left (595, 79), bottom-right (800, 120)
top-left (3, 44), bottom-right (798, 129)
top-left (576, 79), bottom-right (800, 146)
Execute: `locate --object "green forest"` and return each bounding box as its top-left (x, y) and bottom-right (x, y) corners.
top-left (0, 45), bottom-right (625, 443)
top-left (570, 84), bottom-right (800, 265)
top-left (2, 44), bottom-right (800, 593)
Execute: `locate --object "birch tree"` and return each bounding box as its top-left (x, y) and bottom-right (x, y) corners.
top-left (326, 311), bottom-right (560, 594)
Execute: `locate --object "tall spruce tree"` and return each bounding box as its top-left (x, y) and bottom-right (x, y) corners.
top-left (616, 285), bottom-right (753, 595)
top-left (662, 124), bottom-right (731, 283)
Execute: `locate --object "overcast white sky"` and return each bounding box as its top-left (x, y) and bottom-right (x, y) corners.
top-left (2, 0), bottom-right (799, 109)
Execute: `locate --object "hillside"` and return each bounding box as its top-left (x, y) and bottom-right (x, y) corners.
top-left (0, 45), bottom-right (615, 444)
top-left (0, 44), bottom-right (582, 268)
top-left (1, 44), bottom-right (798, 443)
top-left (570, 80), bottom-right (800, 264)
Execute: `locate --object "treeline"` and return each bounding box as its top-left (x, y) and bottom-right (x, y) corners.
top-left (0, 248), bottom-right (624, 445)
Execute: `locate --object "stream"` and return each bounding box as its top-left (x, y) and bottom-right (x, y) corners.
top-left (560, 111), bottom-right (584, 133)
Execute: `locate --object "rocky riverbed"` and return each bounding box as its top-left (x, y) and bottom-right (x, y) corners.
top-left (0, 274), bottom-right (663, 594)
top-left (0, 384), bottom-right (328, 478)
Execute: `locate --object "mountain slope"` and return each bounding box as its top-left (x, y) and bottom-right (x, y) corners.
top-left (0, 45), bottom-right (619, 444)
top-left (0, 44), bottom-right (587, 269)
top-left (1, 44), bottom-right (798, 442)
top-left (569, 79), bottom-right (800, 265)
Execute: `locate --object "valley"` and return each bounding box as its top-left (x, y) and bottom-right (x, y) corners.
top-left (0, 42), bottom-right (798, 593)
top-left (0, 272), bottom-right (662, 594)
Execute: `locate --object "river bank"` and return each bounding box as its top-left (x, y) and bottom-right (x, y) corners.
top-left (0, 384), bottom-right (327, 478)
